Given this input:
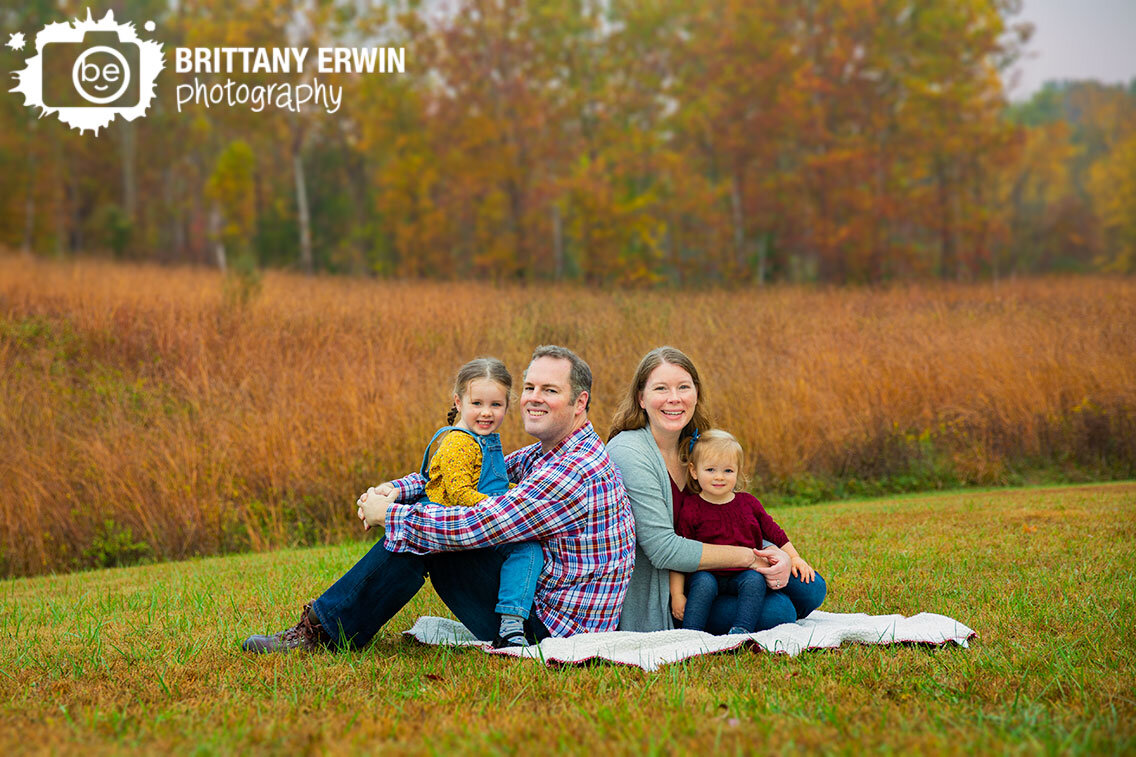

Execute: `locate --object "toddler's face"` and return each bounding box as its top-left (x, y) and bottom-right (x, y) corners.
top-left (691, 453), bottom-right (739, 503)
top-left (454, 378), bottom-right (509, 435)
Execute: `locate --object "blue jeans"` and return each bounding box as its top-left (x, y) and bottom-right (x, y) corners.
top-left (682, 570), bottom-right (767, 632)
top-left (311, 537), bottom-right (550, 648)
top-left (680, 570), bottom-right (827, 634)
top-left (710, 570), bottom-right (827, 634)
top-left (496, 541), bottom-right (543, 619)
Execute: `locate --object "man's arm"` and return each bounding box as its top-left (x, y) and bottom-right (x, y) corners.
top-left (383, 457), bottom-right (587, 554)
top-left (368, 472), bottom-right (426, 502)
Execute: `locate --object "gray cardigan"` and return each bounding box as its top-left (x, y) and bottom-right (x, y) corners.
top-left (608, 427), bottom-right (702, 631)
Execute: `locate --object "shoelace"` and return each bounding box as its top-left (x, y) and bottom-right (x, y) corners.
top-left (278, 609), bottom-right (320, 647)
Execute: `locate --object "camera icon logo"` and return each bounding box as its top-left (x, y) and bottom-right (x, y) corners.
top-left (10, 10), bottom-right (164, 135)
top-left (43, 31), bottom-right (141, 108)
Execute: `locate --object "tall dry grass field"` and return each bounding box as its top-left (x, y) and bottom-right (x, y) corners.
top-left (2, 257), bottom-right (1133, 577)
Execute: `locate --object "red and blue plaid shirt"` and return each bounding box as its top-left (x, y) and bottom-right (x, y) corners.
top-left (385, 421), bottom-right (636, 637)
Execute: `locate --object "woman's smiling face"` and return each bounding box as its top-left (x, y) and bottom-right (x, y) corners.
top-left (638, 362), bottom-right (697, 435)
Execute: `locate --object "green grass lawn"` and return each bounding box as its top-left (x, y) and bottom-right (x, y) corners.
top-left (2, 483), bottom-right (1134, 754)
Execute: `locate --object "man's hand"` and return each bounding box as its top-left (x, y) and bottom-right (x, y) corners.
top-left (671, 594), bottom-right (686, 621)
top-left (356, 486), bottom-right (397, 530)
top-left (752, 545), bottom-right (792, 590)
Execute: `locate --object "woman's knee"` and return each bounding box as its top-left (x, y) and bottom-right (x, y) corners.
top-left (758, 593), bottom-right (798, 630)
top-left (789, 572), bottom-right (827, 617)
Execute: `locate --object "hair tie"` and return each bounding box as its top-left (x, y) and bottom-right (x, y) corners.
top-left (687, 428), bottom-right (700, 454)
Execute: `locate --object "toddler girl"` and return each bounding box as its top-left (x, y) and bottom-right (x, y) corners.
top-left (669, 429), bottom-right (816, 634)
top-left (414, 357), bottom-right (543, 647)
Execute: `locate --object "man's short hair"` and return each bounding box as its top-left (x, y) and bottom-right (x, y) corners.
top-left (529, 345), bottom-right (592, 411)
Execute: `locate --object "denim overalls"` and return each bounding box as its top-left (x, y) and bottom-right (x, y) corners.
top-left (418, 427), bottom-right (543, 620)
top-left (417, 426), bottom-right (510, 498)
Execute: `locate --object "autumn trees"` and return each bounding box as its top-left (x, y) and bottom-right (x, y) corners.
top-left (1, 0), bottom-right (1132, 283)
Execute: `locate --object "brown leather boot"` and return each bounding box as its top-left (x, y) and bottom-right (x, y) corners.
top-left (241, 604), bottom-right (330, 653)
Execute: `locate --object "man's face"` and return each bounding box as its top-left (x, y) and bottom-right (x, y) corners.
top-left (521, 356), bottom-right (587, 451)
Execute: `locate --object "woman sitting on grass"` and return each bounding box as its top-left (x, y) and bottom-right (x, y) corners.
top-left (607, 346), bottom-right (826, 633)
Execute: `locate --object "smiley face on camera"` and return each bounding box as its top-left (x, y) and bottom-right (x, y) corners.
top-left (42, 30), bottom-right (141, 108)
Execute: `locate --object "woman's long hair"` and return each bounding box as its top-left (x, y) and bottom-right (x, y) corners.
top-left (607, 346), bottom-right (712, 455)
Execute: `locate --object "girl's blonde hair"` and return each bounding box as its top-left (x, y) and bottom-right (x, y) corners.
top-left (447, 357), bottom-right (512, 425)
top-left (607, 346), bottom-right (712, 450)
top-left (687, 429), bottom-right (749, 494)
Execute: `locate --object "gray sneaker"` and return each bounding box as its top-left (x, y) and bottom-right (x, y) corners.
top-left (241, 604), bottom-right (330, 653)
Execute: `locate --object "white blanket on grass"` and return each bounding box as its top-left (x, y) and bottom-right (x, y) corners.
top-left (404, 611), bottom-right (976, 672)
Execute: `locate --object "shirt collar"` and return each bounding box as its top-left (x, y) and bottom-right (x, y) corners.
top-left (534, 420), bottom-right (595, 464)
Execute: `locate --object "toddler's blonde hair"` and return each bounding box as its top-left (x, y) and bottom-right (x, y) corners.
top-left (687, 429), bottom-right (749, 494)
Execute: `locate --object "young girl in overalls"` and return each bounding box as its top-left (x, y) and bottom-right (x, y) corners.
top-left (415, 357), bottom-right (543, 647)
top-left (669, 429), bottom-right (817, 634)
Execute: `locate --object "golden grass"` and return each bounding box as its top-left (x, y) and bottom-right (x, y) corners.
top-left (2, 256), bottom-right (1134, 576)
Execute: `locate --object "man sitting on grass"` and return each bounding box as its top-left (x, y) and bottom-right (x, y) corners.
top-left (242, 345), bottom-right (636, 652)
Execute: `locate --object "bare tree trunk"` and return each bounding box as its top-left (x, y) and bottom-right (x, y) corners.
top-left (935, 157), bottom-right (956, 279)
top-left (506, 178), bottom-right (524, 280)
top-left (293, 127), bottom-right (313, 275)
top-left (551, 203), bottom-right (563, 280)
top-left (22, 139), bottom-right (35, 258)
top-left (162, 165), bottom-right (185, 263)
top-left (730, 171), bottom-right (747, 276)
top-left (665, 218), bottom-right (680, 286)
top-left (54, 139), bottom-right (67, 257)
top-left (121, 121), bottom-right (136, 222)
top-left (756, 232), bottom-right (769, 286)
top-left (209, 203), bottom-right (227, 272)
top-left (68, 165), bottom-right (82, 254)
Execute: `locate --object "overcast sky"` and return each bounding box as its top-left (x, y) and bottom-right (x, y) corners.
top-left (1007, 0), bottom-right (1136, 100)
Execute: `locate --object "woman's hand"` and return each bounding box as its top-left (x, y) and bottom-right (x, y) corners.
top-left (791, 555), bottom-right (816, 583)
top-left (752, 545), bottom-right (792, 590)
top-left (671, 594), bottom-right (686, 621)
top-left (356, 486), bottom-right (396, 530)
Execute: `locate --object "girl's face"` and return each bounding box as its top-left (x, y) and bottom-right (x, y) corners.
top-left (454, 378), bottom-right (509, 436)
top-left (638, 362), bottom-right (697, 436)
top-left (690, 453), bottom-right (739, 504)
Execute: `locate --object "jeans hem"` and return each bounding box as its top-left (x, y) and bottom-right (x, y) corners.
top-left (495, 603), bottom-right (530, 619)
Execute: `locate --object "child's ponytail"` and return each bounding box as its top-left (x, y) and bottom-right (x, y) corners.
top-left (446, 406), bottom-right (459, 425)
